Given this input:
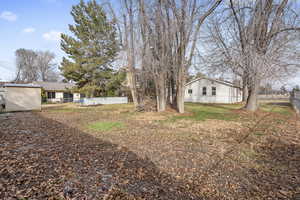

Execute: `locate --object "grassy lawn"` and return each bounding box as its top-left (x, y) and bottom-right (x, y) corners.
top-left (169, 103), bottom-right (242, 121)
top-left (166, 101), bottom-right (292, 122)
top-left (7, 100), bottom-right (295, 199)
top-left (260, 102), bottom-right (293, 115)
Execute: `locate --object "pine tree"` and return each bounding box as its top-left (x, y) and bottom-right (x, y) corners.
top-left (60, 0), bottom-right (119, 97)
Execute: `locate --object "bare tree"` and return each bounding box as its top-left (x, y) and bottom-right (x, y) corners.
top-left (15, 49), bottom-right (59, 82)
top-left (121, 0), bottom-right (223, 113)
top-left (123, 0), bottom-right (141, 109)
top-left (36, 51), bottom-right (58, 82)
top-left (15, 49), bottom-right (38, 82)
top-left (201, 0), bottom-right (300, 111)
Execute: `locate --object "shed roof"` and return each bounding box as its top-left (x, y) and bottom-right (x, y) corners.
top-left (3, 83), bottom-right (41, 88)
top-left (32, 81), bottom-right (76, 91)
top-left (185, 77), bottom-right (241, 89)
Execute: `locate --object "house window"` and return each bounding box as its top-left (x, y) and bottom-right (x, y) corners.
top-left (202, 87), bottom-right (207, 95)
top-left (47, 92), bottom-right (56, 99)
top-left (188, 89), bottom-right (193, 94)
top-left (63, 93), bottom-right (74, 103)
top-left (212, 87), bottom-right (216, 96)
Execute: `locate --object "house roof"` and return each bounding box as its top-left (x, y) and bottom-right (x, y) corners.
top-left (0, 81), bottom-right (11, 87)
top-left (32, 81), bottom-right (76, 91)
top-left (185, 77), bottom-right (241, 89)
top-left (3, 83), bottom-right (41, 88)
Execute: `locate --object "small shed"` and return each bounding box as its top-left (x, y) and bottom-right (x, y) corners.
top-left (185, 77), bottom-right (242, 104)
top-left (0, 83), bottom-right (41, 112)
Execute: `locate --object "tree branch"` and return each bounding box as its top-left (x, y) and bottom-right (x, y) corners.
top-left (270, 27), bottom-right (300, 38)
top-left (187, 0), bottom-right (223, 67)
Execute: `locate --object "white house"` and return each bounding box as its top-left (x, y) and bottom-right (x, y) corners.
top-left (33, 81), bottom-right (82, 103)
top-left (185, 77), bottom-right (242, 104)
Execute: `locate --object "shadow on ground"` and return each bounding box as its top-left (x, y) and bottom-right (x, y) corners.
top-left (1, 111), bottom-right (300, 199)
top-left (0, 112), bottom-right (201, 199)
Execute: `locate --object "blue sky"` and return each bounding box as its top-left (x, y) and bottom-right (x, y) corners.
top-left (0, 0), bottom-right (123, 82)
top-left (0, 0), bottom-right (83, 81)
top-left (0, 0), bottom-right (299, 88)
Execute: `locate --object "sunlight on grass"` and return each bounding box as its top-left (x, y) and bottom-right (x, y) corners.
top-left (44, 103), bottom-right (134, 113)
top-left (260, 103), bottom-right (292, 115)
top-left (87, 121), bottom-right (124, 131)
top-left (169, 103), bottom-right (243, 121)
top-left (46, 108), bottom-right (80, 113)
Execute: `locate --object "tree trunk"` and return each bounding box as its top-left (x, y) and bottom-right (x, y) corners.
top-left (175, 67), bottom-right (186, 113)
top-left (245, 80), bottom-right (260, 111)
top-left (167, 81), bottom-right (173, 105)
top-left (171, 78), bottom-right (177, 108)
top-left (127, 71), bottom-right (139, 109)
top-left (176, 88), bottom-right (185, 113)
top-left (242, 73), bottom-right (249, 101)
top-left (156, 88), bottom-right (166, 112)
top-left (155, 74), bottom-right (167, 112)
top-left (242, 85), bottom-right (248, 101)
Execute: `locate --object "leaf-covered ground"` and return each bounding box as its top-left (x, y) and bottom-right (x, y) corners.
top-left (1, 102), bottom-right (300, 199)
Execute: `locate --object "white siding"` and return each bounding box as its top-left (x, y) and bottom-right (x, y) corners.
top-left (56, 92), bottom-right (63, 100)
top-left (47, 92), bottom-right (64, 103)
top-left (73, 93), bottom-right (81, 102)
top-left (185, 78), bottom-right (242, 103)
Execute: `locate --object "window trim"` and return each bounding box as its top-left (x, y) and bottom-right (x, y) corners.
top-left (212, 86), bottom-right (216, 96)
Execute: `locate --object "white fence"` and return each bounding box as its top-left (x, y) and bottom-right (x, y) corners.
top-left (81, 97), bottom-right (128, 106)
top-left (258, 94), bottom-right (290, 100)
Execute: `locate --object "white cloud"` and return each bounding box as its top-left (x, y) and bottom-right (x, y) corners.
top-left (23, 27), bottom-right (36, 33)
top-left (0, 11), bottom-right (17, 22)
top-left (42, 30), bottom-right (62, 42)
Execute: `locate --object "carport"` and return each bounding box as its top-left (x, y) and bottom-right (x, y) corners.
top-left (0, 83), bottom-right (41, 112)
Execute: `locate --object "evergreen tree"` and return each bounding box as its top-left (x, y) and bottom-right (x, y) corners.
top-left (60, 0), bottom-right (119, 97)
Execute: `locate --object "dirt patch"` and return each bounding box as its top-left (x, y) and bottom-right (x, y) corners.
top-left (0, 112), bottom-right (198, 200)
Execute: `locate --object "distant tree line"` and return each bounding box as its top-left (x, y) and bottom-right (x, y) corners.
top-left (50, 0), bottom-right (300, 112)
top-left (15, 49), bottom-right (59, 82)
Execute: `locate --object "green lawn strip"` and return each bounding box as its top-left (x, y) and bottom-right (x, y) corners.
top-left (169, 103), bottom-right (242, 121)
top-left (45, 104), bottom-right (134, 113)
top-left (260, 103), bottom-right (293, 115)
top-left (46, 108), bottom-right (78, 113)
top-left (87, 121), bottom-right (124, 131)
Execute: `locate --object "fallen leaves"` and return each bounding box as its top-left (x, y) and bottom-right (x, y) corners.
top-left (1, 103), bottom-right (300, 199)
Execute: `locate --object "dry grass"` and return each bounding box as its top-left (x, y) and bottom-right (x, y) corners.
top-left (1, 101), bottom-right (299, 199)
top-left (41, 101), bottom-right (299, 199)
